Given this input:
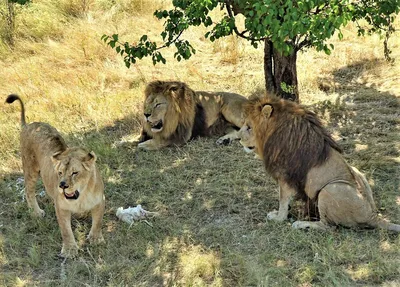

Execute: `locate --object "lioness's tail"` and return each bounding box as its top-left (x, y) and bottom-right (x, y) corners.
top-left (6, 94), bottom-right (26, 127)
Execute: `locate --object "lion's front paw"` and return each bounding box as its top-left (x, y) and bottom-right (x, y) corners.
top-left (137, 142), bottom-right (147, 150)
top-left (60, 243), bottom-right (79, 258)
top-left (216, 136), bottom-right (232, 146)
top-left (113, 139), bottom-right (139, 149)
top-left (267, 210), bottom-right (286, 222)
top-left (292, 221), bottom-right (308, 229)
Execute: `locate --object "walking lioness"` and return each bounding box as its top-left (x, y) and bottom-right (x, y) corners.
top-left (6, 94), bottom-right (105, 258)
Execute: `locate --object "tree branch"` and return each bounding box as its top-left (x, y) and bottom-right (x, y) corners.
top-left (224, 1), bottom-right (270, 42)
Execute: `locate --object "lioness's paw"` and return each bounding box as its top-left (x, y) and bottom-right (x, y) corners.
top-left (60, 244), bottom-right (79, 258)
top-left (216, 136), bottom-right (232, 146)
top-left (34, 209), bottom-right (46, 218)
top-left (267, 210), bottom-right (286, 222)
top-left (87, 233), bottom-right (105, 244)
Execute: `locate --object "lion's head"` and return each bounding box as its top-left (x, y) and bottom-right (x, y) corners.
top-left (52, 147), bottom-right (97, 200)
top-left (142, 81), bottom-right (196, 139)
top-left (237, 120), bottom-right (256, 154)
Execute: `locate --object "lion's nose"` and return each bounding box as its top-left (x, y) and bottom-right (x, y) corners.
top-left (59, 181), bottom-right (69, 189)
top-left (144, 113), bottom-right (151, 118)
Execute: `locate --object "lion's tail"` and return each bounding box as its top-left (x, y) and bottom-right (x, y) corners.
top-left (376, 220), bottom-right (400, 233)
top-left (350, 166), bottom-right (400, 233)
top-left (6, 94), bottom-right (26, 127)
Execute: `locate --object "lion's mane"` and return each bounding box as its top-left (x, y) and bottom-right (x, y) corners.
top-left (246, 95), bottom-right (342, 197)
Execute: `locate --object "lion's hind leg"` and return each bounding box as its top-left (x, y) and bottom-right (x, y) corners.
top-left (22, 154), bottom-right (45, 217)
top-left (315, 182), bottom-right (377, 229)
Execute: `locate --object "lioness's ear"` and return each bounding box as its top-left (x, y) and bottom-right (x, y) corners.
top-left (82, 151), bottom-right (97, 171)
top-left (261, 104), bottom-right (273, 118)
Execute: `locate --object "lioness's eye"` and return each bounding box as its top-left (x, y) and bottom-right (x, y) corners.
top-left (155, 103), bottom-right (161, 108)
top-left (58, 171), bottom-right (62, 176)
top-left (72, 171), bottom-right (78, 176)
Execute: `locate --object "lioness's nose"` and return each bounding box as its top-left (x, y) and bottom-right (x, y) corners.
top-left (59, 181), bottom-right (69, 189)
top-left (144, 113), bottom-right (151, 118)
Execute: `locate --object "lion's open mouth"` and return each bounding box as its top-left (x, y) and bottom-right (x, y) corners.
top-left (64, 190), bottom-right (80, 200)
top-left (151, 120), bottom-right (163, 132)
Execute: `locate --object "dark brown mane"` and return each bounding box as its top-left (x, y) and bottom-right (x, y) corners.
top-left (249, 96), bottom-right (342, 196)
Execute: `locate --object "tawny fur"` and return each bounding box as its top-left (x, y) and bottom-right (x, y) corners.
top-left (239, 95), bottom-right (400, 232)
top-left (138, 80), bottom-right (248, 150)
top-left (6, 94), bottom-right (106, 258)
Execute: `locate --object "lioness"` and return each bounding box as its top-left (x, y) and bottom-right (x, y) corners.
top-left (6, 94), bottom-right (106, 257)
top-left (238, 95), bottom-right (400, 232)
top-left (138, 80), bottom-right (248, 150)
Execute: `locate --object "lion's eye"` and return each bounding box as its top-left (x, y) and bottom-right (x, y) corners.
top-left (72, 171), bottom-right (78, 176)
top-left (155, 103), bottom-right (161, 108)
top-left (58, 171), bottom-right (62, 176)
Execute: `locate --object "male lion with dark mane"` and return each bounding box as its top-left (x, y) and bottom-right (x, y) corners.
top-left (137, 80), bottom-right (248, 150)
top-left (6, 94), bottom-right (106, 258)
top-left (238, 95), bottom-right (400, 232)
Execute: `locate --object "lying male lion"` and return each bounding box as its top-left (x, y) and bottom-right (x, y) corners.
top-left (238, 95), bottom-right (400, 232)
top-left (6, 94), bottom-right (106, 257)
top-left (138, 80), bottom-right (248, 150)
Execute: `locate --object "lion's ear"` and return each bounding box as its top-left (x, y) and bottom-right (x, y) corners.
top-left (82, 151), bottom-right (97, 171)
top-left (168, 82), bottom-right (182, 93)
top-left (261, 104), bottom-right (273, 118)
top-left (51, 151), bottom-right (63, 165)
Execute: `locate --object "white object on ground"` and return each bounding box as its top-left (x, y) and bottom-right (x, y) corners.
top-left (116, 205), bottom-right (158, 226)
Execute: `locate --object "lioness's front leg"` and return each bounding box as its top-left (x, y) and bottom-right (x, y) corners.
top-left (267, 181), bottom-right (295, 222)
top-left (88, 201), bottom-right (105, 244)
top-left (138, 139), bottom-right (169, 150)
top-left (55, 206), bottom-right (78, 258)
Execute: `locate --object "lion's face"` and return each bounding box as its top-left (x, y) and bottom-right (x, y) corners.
top-left (52, 148), bottom-right (97, 200)
top-left (238, 120), bottom-right (256, 153)
top-left (143, 94), bottom-right (169, 133)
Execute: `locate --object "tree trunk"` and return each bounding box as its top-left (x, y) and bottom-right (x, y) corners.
top-left (264, 39), bottom-right (299, 102)
top-left (5, 0), bottom-right (15, 46)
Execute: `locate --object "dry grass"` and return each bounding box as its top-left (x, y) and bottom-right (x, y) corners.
top-left (0, 1), bottom-right (399, 286)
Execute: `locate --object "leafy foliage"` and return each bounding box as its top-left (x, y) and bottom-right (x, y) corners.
top-left (103, 0), bottom-right (400, 67)
top-left (9, 0), bottom-right (30, 4)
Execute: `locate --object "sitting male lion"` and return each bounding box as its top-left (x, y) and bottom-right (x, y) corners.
top-left (137, 80), bottom-right (248, 150)
top-left (238, 95), bottom-right (400, 232)
top-left (6, 94), bottom-right (106, 257)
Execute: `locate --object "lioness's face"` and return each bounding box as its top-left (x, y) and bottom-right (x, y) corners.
top-left (143, 94), bottom-right (168, 133)
top-left (238, 120), bottom-right (256, 153)
top-left (52, 149), bottom-right (96, 200)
